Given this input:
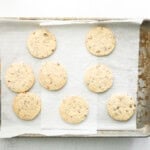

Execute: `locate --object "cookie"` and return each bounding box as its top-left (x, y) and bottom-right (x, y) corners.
top-left (5, 63), bottom-right (35, 93)
top-left (59, 96), bottom-right (89, 124)
top-left (107, 94), bottom-right (136, 121)
top-left (84, 64), bottom-right (113, 93)
top-left (85, 26), bottom-right (116, 56)
top-left (39, 61), bottom-right (67, 90)
top-left (13, 92), bottom-right (41, 120)
top-left (27, 29), bottom-right (56, 58)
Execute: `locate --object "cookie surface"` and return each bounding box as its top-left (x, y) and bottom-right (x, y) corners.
top-left (5, 63), bottom-right (35, 93)
top-left (27, 29), bottom-right (56, 58)
top-left (59, 96), bottom-right (89, 124)
top-left (84, 64), bottom-right (113, 93)
top-left (86, 26), bottom-right (116, 56)
top-left (13, 92), bottom-right (41, 120)
top-left (39, 61), bottom-right (67, 90)
top-left (107, 94), bottom-right (136, 121)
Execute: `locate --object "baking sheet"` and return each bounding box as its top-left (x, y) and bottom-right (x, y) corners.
top-left (0, 20), bottom-right (140, 138)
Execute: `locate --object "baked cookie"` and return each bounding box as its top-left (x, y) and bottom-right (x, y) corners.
top-left (5, 62), bottom-right (35, 93)
top-left (85, 26), bottom-right (116, 56)
top-left (39, 61), bottom-right (67, 90)
top-left (13, 92), bottom-right (41, 120)
top-left (27, 29), bottom-right (56, 58)
top-left (84, 64), bottom-right (113, 93)
top-left (107, 94), bottom-right (136, 121)
top-left (59, 96), bottom-right (89, 124)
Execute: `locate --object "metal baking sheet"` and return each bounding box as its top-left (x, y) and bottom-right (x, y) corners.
top-left (0, 18), bottom-right (149, 137)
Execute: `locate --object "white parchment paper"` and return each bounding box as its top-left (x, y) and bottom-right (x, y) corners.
top-left (0, 21), bottom-right (139, 138)
top-left (96, 23), bottom-right (139, 130)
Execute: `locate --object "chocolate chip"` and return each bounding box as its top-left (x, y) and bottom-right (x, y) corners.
top-left (43, 33), bottom-right (48, 36)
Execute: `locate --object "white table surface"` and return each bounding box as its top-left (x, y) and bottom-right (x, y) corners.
top-left (0, 137), bottom-right (149, 150)
top-left (0, 0), bottom-right (149, 149)
top-left (0, 0), bottom-right (150, 18)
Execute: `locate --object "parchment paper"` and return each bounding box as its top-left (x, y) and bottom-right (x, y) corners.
top-left (0, 21), bottom-right (139, 138)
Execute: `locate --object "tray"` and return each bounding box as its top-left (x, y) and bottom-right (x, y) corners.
top-left (0, 18), bottom-right (150, 137)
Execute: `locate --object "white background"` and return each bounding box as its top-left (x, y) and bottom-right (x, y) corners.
top-left (0, 0), bottom-right (149, 149)
top-left (0, 0), bottom-right (149, 18)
